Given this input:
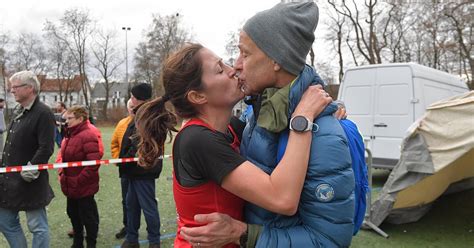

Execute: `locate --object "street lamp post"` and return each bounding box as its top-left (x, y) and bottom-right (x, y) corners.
top-left (122, 27), bottom-right (131, 97)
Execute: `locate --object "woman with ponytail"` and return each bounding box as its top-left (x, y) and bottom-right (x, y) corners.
top-left (135, 43), bottom-right (332, 248)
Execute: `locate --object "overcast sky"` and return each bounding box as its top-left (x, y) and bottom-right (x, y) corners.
top-left (0, 0), bottom-right (336, 83)
top-left (0, 0), bottom-right (291, 56)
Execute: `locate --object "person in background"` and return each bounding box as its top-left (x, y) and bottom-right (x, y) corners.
top-left (111, 98), bottom-right (135, 239)
top-left (54, 101), bottom-right (67, 148)
top-left (120, 83), bottom-right (162, 248)
top-left (0, 71), bottom-right (55, 248)
top-left (111, 99), bottom-right (135, 159)
top-left (0, 98), bottom-right (5, 160)
top-left (57, 112), bottom-right (105, 239)
top-left (60, 106), bottom-right (102, 248)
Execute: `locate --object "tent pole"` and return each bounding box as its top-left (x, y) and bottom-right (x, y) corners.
top-left (363, 147), bottom-right (389, 238)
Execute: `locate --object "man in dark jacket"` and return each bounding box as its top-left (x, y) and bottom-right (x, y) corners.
top-left (120, 83), bottom-right (162, 248)
top-left (0, 71), bottom-right (55, 248)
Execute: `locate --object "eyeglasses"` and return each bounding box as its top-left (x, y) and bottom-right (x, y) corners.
top-left (11, 84), bottom-right (29, 90)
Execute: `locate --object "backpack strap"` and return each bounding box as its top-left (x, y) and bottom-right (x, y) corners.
top-left (339, 119), bottom-right (370, 235)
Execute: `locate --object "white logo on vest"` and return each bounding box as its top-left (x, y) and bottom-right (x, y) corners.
top-left (315, 183), bottom-right (335, 202)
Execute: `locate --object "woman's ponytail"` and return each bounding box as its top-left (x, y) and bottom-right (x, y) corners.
top-left (135, 95), bottom-right (177, 168)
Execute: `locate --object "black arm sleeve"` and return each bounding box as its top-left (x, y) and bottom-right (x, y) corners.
top-left (174, 126), bottom-right (247, 187)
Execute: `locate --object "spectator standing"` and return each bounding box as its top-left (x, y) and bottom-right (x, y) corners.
top-left (0, 98), bottom-right (6, 160)
top-left (111, 98), bottom-right (135, 239)
top-left (54, 101), bottom-right (67, 147)
top-left (120, 83), bottom-right (161, 248)
top-left (60, 106), bottom-right (102, 248)
top-left (0, 71), bottom-right (55, 248)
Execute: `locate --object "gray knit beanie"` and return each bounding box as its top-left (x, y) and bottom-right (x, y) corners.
top-left (243, 1), bottom-right (319, 75)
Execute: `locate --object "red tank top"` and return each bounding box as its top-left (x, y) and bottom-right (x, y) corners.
top-left (173, 118), bottom-right (244, 248)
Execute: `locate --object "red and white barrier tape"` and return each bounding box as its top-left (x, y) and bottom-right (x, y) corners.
top-left (0, 155), bottom-right (172, 174)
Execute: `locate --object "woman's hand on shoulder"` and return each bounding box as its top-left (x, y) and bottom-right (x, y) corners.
top-left (293, 84), bottom-right (332, 120)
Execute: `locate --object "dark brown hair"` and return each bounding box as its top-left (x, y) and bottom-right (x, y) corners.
top-left (136, 43), bottom-right (205, 168)
top-left (57, 101), bottom-right (67, 110)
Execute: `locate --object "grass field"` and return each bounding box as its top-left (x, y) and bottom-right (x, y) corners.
top-left (0, 126), bottom-right (473, 247)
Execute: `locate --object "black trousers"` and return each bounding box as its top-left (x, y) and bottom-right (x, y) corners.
top-left (67, 195), bottom-right (99, 248)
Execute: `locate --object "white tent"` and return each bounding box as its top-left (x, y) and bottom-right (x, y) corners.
top-left (370, 91), bottom-right (474, 226)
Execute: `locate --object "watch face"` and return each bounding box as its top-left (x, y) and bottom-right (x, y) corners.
top-left (292, 116), bottom-right (308, 131)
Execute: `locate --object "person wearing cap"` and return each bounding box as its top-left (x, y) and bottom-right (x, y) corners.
top-left (119, 83), bottom-right (162, 248)
top-left (180, 2), bottom-right (355, 247)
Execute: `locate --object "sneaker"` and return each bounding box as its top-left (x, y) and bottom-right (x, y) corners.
top-left (115, 227), bottom-right (127, 239)
top-left (121, 241), bottom-right (140, 248)
top-left (68, 229), bottom-right (75, 238)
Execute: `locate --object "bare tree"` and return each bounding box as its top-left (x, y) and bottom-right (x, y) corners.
top-left (44, 8), bottom-right (95, 113)
top-left (134, 13), bottom-right (192, 95)
top-left (9, 32), bottom-right (47, 75)
top-left (315, 61), bottom-right (336, 85)
top-left (382, 1), bottom-right (414, 63)
top-left (43, 33), bottom-right (77, 104)
top-left (91, 29), bottom-right (123, 119)
top-left (418, 2), bottom-right (447, 70)
top-left (225, 29), bottom-right (240, 66)
top-left (327, 0), bottom-right (395, 65)
top-left (134, 41), bottom-right (157, 86)
top-left (443, 1), bottom-right (473, 89)
top-left (0, 32), bottom-right (10, 115)
top-left (323, 4), bottom-right (347, 83)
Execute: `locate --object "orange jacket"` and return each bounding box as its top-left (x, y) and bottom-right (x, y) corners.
top-left (111, 116), bottom-right (133, 158)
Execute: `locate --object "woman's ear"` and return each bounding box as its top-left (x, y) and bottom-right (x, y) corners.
top-left (187, 90), bottom-right (207, 105)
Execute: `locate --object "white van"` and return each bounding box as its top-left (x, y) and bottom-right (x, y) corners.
top-left (338, 63), bottom-right (469, 169)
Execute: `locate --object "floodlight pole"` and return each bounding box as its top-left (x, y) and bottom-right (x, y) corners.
top-left (122, 26), bottom-right (131, 98)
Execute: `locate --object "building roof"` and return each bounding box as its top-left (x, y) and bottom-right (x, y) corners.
top-left (38, 75), bottom-right (83, 92)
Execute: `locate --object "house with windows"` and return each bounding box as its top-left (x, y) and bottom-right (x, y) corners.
top-left (37, 75), bottom-right (85, 108)
top-left (91, 82), bottom-right (131, 109)
top-left (1, 74), bottom-right (84, 110)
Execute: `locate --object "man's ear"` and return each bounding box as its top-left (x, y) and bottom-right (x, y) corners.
top-left (273, 61), bottom-right (281, 72)
top-left (187, 90), bottom-right (207, 105)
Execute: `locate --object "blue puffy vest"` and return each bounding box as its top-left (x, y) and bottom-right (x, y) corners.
top-left (278, 119), bottom-right (369, 235)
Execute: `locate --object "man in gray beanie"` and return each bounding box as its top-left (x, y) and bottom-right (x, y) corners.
top-left (238, 1), bottom-right (319, 95)
top-left (180, 1), bottom-right (355, 248)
